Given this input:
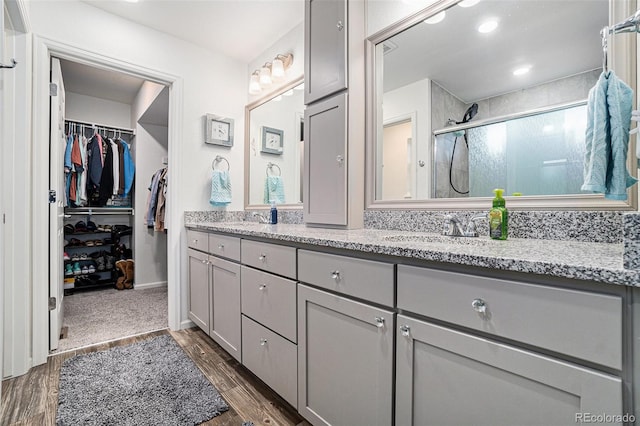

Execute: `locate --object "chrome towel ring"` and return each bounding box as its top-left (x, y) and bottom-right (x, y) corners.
top-left (266, 162), bottom-right (281, 176)
top-left (212, 155), bottom-right (230, 171)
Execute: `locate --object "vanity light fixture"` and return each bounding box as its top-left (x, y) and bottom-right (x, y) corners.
top-left (248, 53), bottom-right (294, 94)
top-left (459, 0), bottom-right (481, 7)
top-left (513, 66), bottom-right (531, 76)
top-left (249, 71), bottom-right (262, 95)
top-left (259, 63), bottom-right (273, 86)
top-left (424, 11), bottom-right (446, 25)
top-left (478, 20), bottom-right (498, 33)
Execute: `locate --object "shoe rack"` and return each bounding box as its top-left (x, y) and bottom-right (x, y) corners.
top-left (63, 207), bottom-right (134, 293)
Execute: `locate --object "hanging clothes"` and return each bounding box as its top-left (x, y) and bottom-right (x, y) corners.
top-left (145, 167), bottom-right (166, 228)
top-left (121, 140), bottom-right (135, 197)
top-left (110, 139), bottom-right (120, 196)
top-left (98, 139), bottom-right (115, 206)
top-left (155, 167), bottom-right (168, 232)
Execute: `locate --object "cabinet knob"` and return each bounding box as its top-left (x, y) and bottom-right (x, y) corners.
top-left (259, 284), bottom-right (267, 291)
top-left (336, 155), bottom-right (344, 166)
top-left (218, 244), bottom-right (224, 250)
top-left (201, 259), bottom-right (207, 264)
top-left (400, 325), bottom-right (410, 337)
top-left (260, 338), bottom-right (268, 346)
top-left (259, 253), bottom-right (267, 262)
top-left (336, 20), bottom-right (344, 31)
top-left (331, 270), bottom-right (340, 281)
top-left (375, 316), bottom-right (385, 328)
top-left (472, 298), bottom-right (487, 314)
top-left (193, 239), bottom-right (198, 244)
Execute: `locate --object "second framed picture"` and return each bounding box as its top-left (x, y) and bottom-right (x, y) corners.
top-left (261, 126), bottom-right (284, 155)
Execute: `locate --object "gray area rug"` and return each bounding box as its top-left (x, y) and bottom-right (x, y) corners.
top-left (58, 286), bottom-right (168, 352)
top-left (56, 334), bottom-right (229, 425)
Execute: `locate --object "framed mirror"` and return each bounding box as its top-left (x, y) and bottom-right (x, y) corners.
top-left (245, 76), bottom-right (305, 209)
top-left (366, 0), bottom-right (638, 210)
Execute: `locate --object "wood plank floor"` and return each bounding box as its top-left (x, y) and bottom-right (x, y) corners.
top-left (1, 328), bottom-right (308, 426)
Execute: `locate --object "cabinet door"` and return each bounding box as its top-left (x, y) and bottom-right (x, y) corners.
top-left (298, 284), bottom-right (394, 426)
top-left (303, 93), bottom-right (347, 226)
top-left (396, 314), bottom-right (623, 426)
top-left (210, 256), bottom-right (241, 362)
top-left (187, 248), bottom-right (209, 331)
top-left (304, 0), bottom-right (347, 104)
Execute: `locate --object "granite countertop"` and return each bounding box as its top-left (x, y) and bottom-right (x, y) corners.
top-left (185, 221), bottom-right (640, 287)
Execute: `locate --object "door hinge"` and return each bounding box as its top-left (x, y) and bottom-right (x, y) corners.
top-left (49, 82), bottom-right (58, 97)
top-left (49, 190), bottom-right (56, 203)
top-left (49, 297), bottom-right (57, 310)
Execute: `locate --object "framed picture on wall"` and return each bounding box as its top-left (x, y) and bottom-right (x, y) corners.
top-left (205, 114), bottom-right (234, 147)
top-left (261, 126), bottom-right (284, 155)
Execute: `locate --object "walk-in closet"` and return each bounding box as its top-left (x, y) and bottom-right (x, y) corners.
top-left (50, 57), bottom-right (170, 352)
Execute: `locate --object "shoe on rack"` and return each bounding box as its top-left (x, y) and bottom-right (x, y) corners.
top-left (64, 224), bottom-right (75, 234)
top-left (95, 255), bottom-right (106, 271)
top-left (86, 240), bottom-right (95, 247)
top-left (64, 264), bottom-right (73, 276)
top-left (87, 263), bottom-right (96, 274)
top-left (72, 262), bottom-right (81, 275)
top-left (86, 220), bottom-right (97, 232)
top-left (105, 254), bottom-right (115, 270)
top-left (63, 252), bottom-right (70, 261)
top-left (81, 265), bottom-right (89, 274)
top-left (68, 238), bottom-right (85, 247)
top-left (74, 221), bottom-right (87, 233)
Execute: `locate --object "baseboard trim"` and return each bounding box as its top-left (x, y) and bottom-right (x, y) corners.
top-left (180, 319), bottom-right (196, 330)
top-left (134, 281), bottom-right (167, 290)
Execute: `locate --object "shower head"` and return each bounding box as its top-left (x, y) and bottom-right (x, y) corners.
top-left (458, 103), bottom-right (479, 124)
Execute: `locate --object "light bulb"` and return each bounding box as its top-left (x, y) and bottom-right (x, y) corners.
top-left (271, 58), bottom-right (285, 80)
top-left (478, 20), bottom-right (498, 33)
top-left (424, 11), bottom-right (446, 25)
top-left (259, 64), bottom-right (272, 86)
top-left (249, 73), bottom-right (262, 95)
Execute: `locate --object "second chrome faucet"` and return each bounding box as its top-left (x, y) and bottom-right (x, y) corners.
top-left (442, 214), bottom-right (487, 237)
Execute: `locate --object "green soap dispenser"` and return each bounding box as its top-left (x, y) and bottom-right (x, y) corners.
top-left (489, 188), bottom-right (508, 240)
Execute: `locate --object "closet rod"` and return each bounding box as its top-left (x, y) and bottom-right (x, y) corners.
top-left (65, 119), bottom-right (136, 136)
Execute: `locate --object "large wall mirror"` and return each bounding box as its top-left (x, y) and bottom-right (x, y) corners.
top-left (366, 0), bottom-right (638, 210)
top-left (245, 76), bottom-right (305, 208)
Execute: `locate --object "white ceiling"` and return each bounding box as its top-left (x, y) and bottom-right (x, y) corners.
top-left (81, 0), bottom-right (305, 63)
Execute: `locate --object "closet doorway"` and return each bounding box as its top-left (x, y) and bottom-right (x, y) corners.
top-left (49, 57), bottom-right (170, 353)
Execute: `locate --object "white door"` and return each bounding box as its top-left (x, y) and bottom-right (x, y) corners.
top-left (0, 0), bottom-right (7, 394)
top-left (49, 57), bottom-right (66, 351)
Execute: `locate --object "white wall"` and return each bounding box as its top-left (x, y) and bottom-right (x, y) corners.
top-left (132, 81), bottom-right (168, 289)
top-left (383, 78), bottom-right (431, 199)
top-left (65, 92), bottom-right (132, 129)
top-left (24, 0), bottom-right (248, 367)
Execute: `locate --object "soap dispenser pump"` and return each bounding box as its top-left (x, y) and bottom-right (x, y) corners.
top-left (489, 188), bottom-right (508, 240)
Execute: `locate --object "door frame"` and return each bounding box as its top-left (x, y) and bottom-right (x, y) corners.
top-left (32, 35), bottom-right (184, 365)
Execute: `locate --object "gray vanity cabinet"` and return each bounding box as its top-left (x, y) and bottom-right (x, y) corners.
top-left (187, 248), bottom-right (210, 331)
top-left (396, 314), bottom-right (623, 426)
top-left (304, 0), bottom-right (347, 105)
top-left (187, 232), bottom-right (242, 362)
top-left (297, 284), bottom-right (394, 426)
top-left (208, 256), bottom-right (241, 362)
top-left (303, 93), bottom-right (347, 226)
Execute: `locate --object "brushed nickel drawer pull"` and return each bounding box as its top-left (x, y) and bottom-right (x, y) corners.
top-left (260, 338), bottom-right (268, 346)
top-left (331, 270), bottom-right (340, 281)
top-left (472, 298), bottom-right (487, 314)
top-left (218, 244), bottom-right (224, 250)
top-left (259, 253), bottom-right (267, 262)
top-left (259, 284), bottom-right (267, 291)
top-left (400, 325), bottom-right (410, 337)
top-left (375, 317), bottom-right (385, 328)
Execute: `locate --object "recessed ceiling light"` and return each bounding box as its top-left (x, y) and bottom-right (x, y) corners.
top-left (478, 20), bottom-right (498, 33)
top-left (459, 0), bottom-right (481, 7)
top-left (424, 11), bottom-right (446, 25)
top-left (123, 0), bottom-right (139, 2)
top-left (513, 66), bottom-right (531, 76)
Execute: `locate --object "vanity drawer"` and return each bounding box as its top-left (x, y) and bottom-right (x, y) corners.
top-left (187, 229), bottom-right (209, 252)
top-left (298, 250), bottom-right (394, 307)
top-left (242, 315), bottom-right (297, 408)
top-left (208, 233), bottom-right (240, 261)
top-left (241, 266), bottom-right (297, 343)
top-left (241, 240), bottom-right (296, 279)
top-left (397, 265), bottom-right (622, 370)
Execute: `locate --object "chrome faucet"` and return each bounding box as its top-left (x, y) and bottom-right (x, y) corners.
top-left (442, 214), bottom-right (487, 237)
top-left (251, 212), bottom-right (271, 224)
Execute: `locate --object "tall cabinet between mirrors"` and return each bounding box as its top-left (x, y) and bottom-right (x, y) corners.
top-left (303, 0), bottom-right (365, 228)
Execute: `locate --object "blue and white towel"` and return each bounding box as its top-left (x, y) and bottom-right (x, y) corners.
top-left (210, 170), bottom-right (232, 206)
top-left (581, 70), bottom-right (638, 200)
top-left (263, 175), bottom-right (285, 204)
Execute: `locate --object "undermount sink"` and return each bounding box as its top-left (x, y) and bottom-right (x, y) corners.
top-left (381, 234), bottom-right (493, 246)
